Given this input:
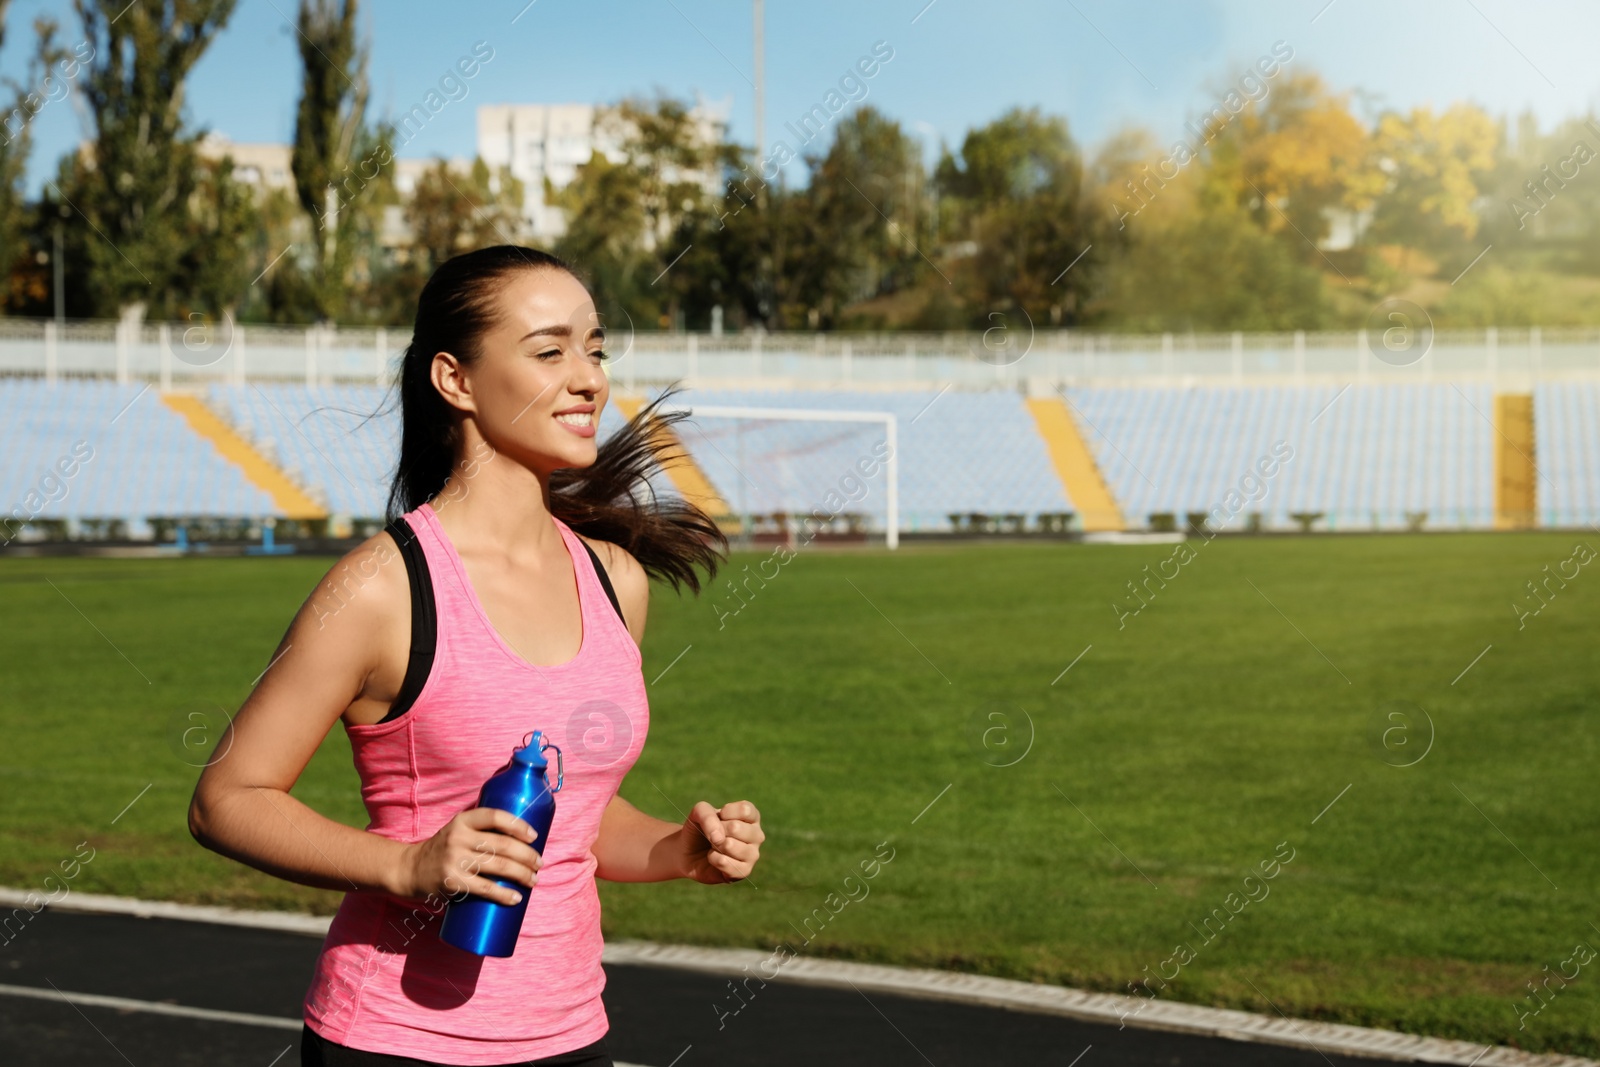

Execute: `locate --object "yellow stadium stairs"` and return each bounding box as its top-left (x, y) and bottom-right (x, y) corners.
top-left (1493, 393), bottom-right (1537, 529)
top-left (161, 392), bottom-right (328, 519)
top-left (1025, 396), bottom-right (1127, 532)
top-left (611, 395), bottom-right (740, 533)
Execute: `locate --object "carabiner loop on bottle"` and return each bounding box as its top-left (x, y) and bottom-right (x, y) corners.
top-left (543, 741), bottom-right (564, 792)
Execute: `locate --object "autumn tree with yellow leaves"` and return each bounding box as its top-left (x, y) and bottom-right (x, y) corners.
top-left (1202, 72), bottom-right (1382, 251)
top-left (1364, 104), bottom-right (1500, 272)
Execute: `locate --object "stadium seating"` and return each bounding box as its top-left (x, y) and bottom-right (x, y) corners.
top-left (656, 387), bottom-right (1074, 531)
top-left (0, 379), bottom-right (277, 537)
top-left (1533, 382), bottom-right (1600, 529)
top-left (1064, 384), bottom-right (1497, 530)
top-left (5, 377), bottom-right (1599, 537)
top-left (206, 384), bottom-right (398, 517)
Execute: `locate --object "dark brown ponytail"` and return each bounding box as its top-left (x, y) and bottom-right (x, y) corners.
top-left (388, 245), bottom-right (727, 595)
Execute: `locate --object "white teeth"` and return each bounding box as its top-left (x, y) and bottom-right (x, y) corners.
top-left (556, 412), bottom-right (593, 427)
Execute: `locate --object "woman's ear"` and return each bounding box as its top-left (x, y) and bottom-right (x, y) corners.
top-left (430, 351), bottom-right (476, 414)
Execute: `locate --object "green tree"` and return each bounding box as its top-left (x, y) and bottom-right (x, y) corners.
top-left (1435, 263), bottom-right (1549, 327)
top-left (242, 185), bottom-right (318, 324)
top-left (66, 0), bottom-right (238, 321)
top-left (792, 106), bottom-right (925, 327)
top-left (665, 143), bottom-right (786, 330)
top-left (1095, 203), bottom-right (1332, 331)
top-left (936, 106), bottom-right (1076, 203)
top-left (176, 154), bottom-right (260, 321)
top-left (291, 0), bottom-right (389, 324)
top-left (606, 96), bottom-right (725, 253)
top-left (0, 0), bottom-right (62, 311)
top-left (1480, 112), bottom-right (1600, 273)
top-left (31, 158), bottom-right (95, 318)
top-left (553, 94), bottom-right (731, 329)
top-left (934, 106), bottom-right (1096, 327)
top-left (406, 157), bottom-right (524, 272)
top-left (551, 146), bottom-right (655, 323)
top-left (362, 156), bottom-right (524, 325)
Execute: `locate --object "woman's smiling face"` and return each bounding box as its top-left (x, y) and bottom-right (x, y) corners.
top-left (434, 266), bottom-right (612, 474)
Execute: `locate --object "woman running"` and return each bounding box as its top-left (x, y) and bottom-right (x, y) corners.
top-left (188, 246), bottom-right (765, 1066)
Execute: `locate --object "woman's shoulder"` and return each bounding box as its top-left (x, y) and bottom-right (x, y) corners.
top-left (574, 534), bottom-right (645, 591)
top-left (573, 532), bottom-right (648, 639)
top-left (263, 530), bottom-right (411, 696)
top-left (302, 529), bottom-right (413, 630)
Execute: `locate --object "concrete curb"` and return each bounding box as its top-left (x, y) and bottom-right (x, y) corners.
top-left (3, 888), bottom-right (1589, 1066)
top-left (0, 887), bottom-right (333, 937)
top-left (604, 941), bottom-right (1590, 1066)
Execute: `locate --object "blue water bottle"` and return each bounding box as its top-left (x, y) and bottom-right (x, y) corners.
top-left (439, 731), bottom-right (563, 957)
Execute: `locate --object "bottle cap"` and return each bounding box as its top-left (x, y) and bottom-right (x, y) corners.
top-left (513, 730), bottom-right (549, 769)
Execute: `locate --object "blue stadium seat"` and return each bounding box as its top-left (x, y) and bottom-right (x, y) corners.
top-left (1534, 382), bottom-right (1600, 527)
top-left (1064, 384), bottom-right (1499, 530)
top-left (0, 380), bottom-right (277, 537)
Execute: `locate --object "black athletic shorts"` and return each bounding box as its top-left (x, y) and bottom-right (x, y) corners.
top-left (300, 1024), bottom-right (614, 1067)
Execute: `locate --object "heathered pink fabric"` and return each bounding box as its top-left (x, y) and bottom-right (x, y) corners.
top-left (302, 502), bottom-right (649, 1064)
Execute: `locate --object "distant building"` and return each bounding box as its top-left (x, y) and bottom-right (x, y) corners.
top-left (476, 98), bottom-right (731, 243)
top-left (196, 134), bottom-right (475, 251)
top-left (197, 135), bottom-right (295, 192)
top-left (1318, 206), bottom-right (1374, 251)
top-left (199, 95), bottom-right (734, 254)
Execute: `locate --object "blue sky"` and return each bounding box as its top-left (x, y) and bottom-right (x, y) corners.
top-left (4, 0), bottom-right (1598, 194)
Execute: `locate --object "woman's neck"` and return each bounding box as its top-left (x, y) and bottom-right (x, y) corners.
top-left (430, 451), bottom-right (564, 561)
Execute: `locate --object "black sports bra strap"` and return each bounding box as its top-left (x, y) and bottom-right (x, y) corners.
top-left (380, 516), bottom-right (436, 724)
top-left (377, 521), bottom-right (627, 726)
top-left (581, 538), bottom-right (627, 627)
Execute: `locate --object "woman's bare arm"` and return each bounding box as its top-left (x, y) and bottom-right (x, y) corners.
top-left (594, 794), bottom-right (765, 884)
top-left (583, 539), bottom-right (765, 884)
top-left (189, 535), bottom-right (411, 893)
top-left (187, 534), bottom-right (543, 905)
top-left (592, 794), bottom-right (691, 882)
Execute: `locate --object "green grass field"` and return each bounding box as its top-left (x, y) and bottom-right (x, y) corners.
top-left (2, 533), bottom-right (1597, 1055)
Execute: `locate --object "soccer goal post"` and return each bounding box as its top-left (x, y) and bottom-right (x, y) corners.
top-left (647, 403), bottom-right (900, 550)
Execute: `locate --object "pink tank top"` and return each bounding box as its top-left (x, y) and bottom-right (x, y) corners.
top-left (302, 502), bottom-right (649, 1063)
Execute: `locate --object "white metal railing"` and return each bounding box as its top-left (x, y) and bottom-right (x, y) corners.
top-left (0, 317), bottom-right (1596, 389)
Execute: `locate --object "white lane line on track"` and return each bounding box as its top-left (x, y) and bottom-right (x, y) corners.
top-left (0, 984), bottom-right (659, 1066)
top-left (0, 981), bottom-right (301, 1030)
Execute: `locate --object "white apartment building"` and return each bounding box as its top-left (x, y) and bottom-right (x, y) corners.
top-left (476, 98), bottom-right (732, 243)
top-left (197, 134), bottom-right (474, 250)
top-left (199, 96), bottom-right (732, 251)
top-left (197, 134), bottom-right (295, 191)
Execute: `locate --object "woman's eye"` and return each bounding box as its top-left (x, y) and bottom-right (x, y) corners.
top-left (536, 349), bottom-right (561, 360)
top-left (590, 349), bottom-right (611, 362)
